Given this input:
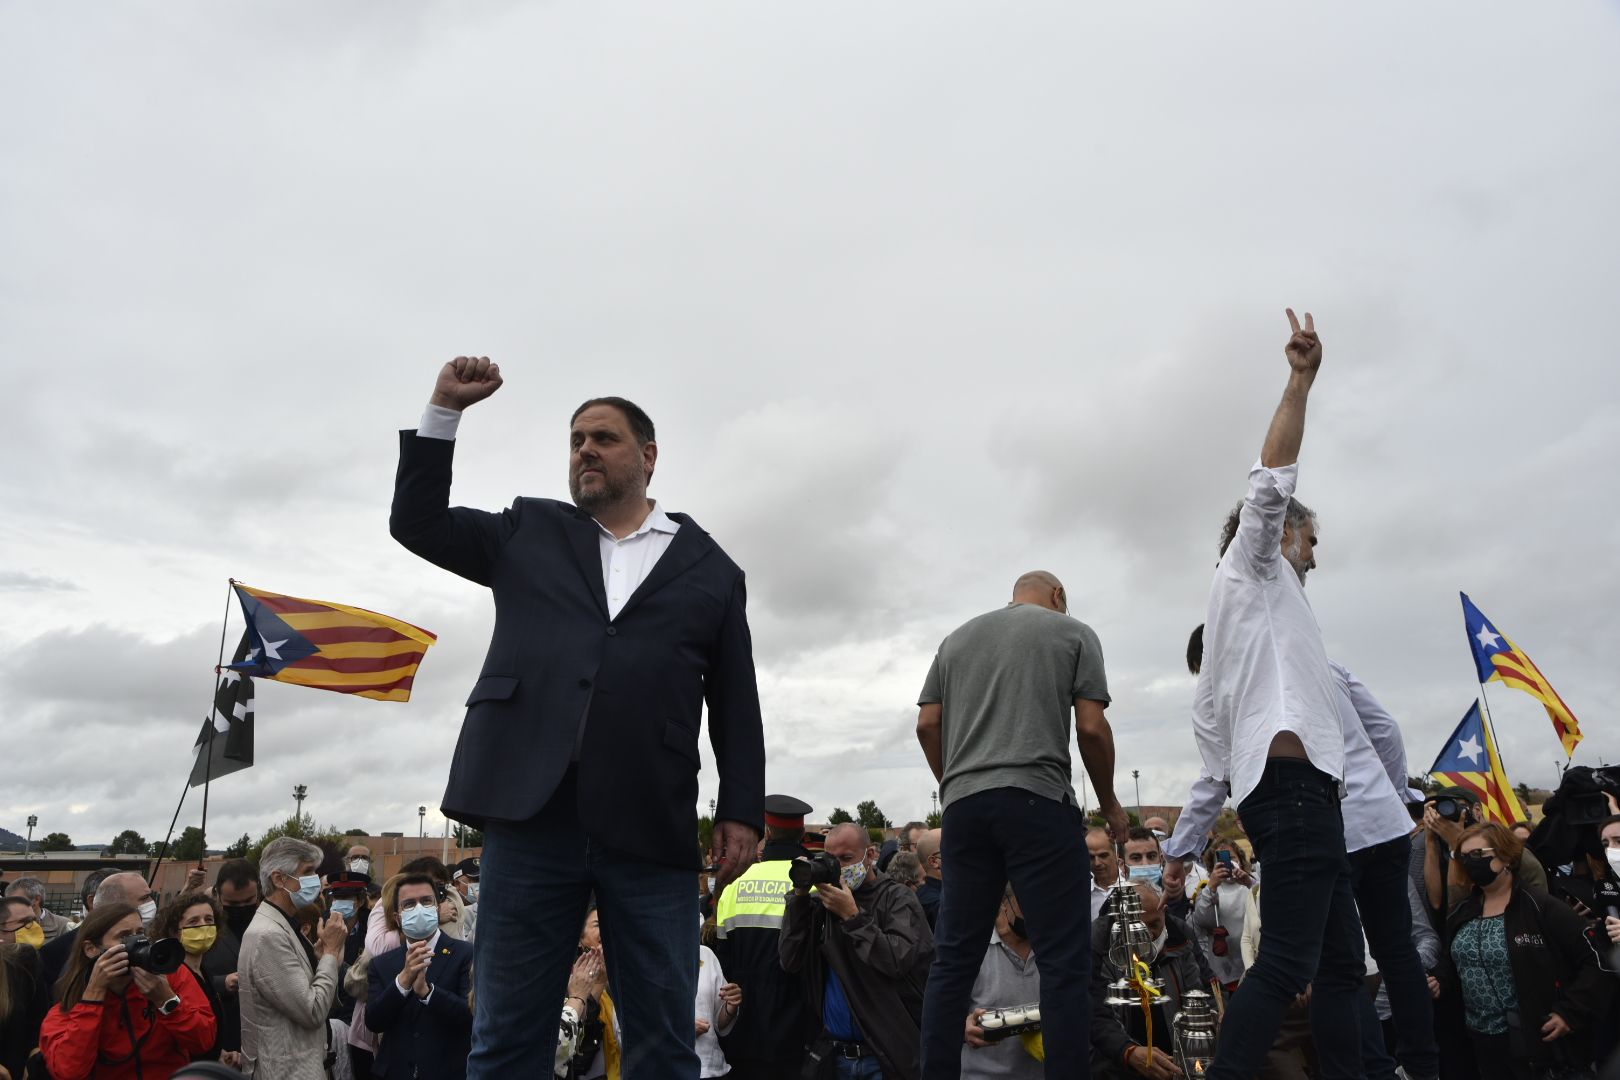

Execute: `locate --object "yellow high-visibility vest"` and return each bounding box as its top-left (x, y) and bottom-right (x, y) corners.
top-left (714, 859), bottom-right (795, 937)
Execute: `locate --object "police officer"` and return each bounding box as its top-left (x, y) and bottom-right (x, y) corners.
top-left (713, 794), bottom-right (820, 1080)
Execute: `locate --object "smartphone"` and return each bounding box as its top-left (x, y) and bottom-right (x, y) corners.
top-left (1216, 851), bottom-right (1234, 867)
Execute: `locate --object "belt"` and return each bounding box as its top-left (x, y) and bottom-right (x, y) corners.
top-left (829, 1039), bottom-right (870, 1059)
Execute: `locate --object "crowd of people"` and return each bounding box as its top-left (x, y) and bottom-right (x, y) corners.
top-left (8, 312), bottom-right (1620, 1080)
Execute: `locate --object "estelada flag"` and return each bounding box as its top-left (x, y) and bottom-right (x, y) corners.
top-left (1429, 701), bottom-right (1527, 825)
top-left (225, 581), bottom-right (437, 702)
top-left (190, 631), bottom-right (255, 787)
top-left (1460, 592), bottom-right (1582, 757)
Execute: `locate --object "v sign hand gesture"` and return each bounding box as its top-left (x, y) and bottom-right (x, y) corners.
top-left (1284, 309), bottom-right (1322, 375)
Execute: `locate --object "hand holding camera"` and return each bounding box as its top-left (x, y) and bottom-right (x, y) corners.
top-left (130, 966), bottom-right (175, 1005)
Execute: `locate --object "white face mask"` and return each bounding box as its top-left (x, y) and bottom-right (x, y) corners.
top-left (138, 900), bottom-right (158, 926)
top-left (1605, 848), bottom-right (1620, 877)
top-left (349, 858), bottom-right (371, 876)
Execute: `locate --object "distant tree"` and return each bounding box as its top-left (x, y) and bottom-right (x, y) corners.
top-left (925, 811), bottom-right (942, 830)
top-left (855, 801), bottom-right (891, 830)
top-left (1513, 783), bottom-right (1532, 810)
top-left (343, 828), bottom-right (370, 837)
top-left (170, 827), bottom-right (207, 861)
top-left (697, 816), bottom-right (715, 859)
top-left (867, 828), bottom-right (885, 846)
top-left (1409, 775), bottom-right (1441, 797)
top-left (39, 832), bottom-right (75, 852)
top-left (223, 833), bottom-right (252, 859)
top-left (827, 808), bottom-right (854, 826)
top-left (108, 829), bottom-right (148, 855)
top-left (453, 824), bottom-right (485, 849)
top-left (247, 813), bottom-right (344, 867)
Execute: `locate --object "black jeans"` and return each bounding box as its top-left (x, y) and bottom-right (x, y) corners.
top-left (1210, 758), bottom-right (1364, 1080)
top-left (1350, 833), bottom-right (1439, 1078)
top-left (919, 787), bottom-right (1092, 1079)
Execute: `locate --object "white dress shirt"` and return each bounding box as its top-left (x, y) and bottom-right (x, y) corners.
top-left (1168, 659), bottom-right (1413, 859)
top-left (417, 404), bottom-right (679, 618)
top-left (1193, 460), bottom-right (1345, 806)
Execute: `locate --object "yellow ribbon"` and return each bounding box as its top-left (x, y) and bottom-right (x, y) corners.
top-left (1130, 953), bottom-right (1163, 1053)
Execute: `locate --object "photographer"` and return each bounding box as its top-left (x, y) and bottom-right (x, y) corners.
top-left (780, 822), bottom-right (934, 1080)
top-left (1436, 823), bottom-right (1611, 1080)
top-left (1416, 788), bottom-right (1549, 928)
top-left (1188, 842), bottom-right (1255, 991)
top-left (40, 901), bottom-right (216, 1080)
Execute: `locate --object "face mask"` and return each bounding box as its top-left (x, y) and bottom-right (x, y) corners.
top-left (1461, 853), bottom-right (1500, 888)
top-left (223, 906), bottom-right (257, 937)
top-left (1145, 927), bottom-right (1169, 961)
top-left (841, 862), bottom-right (869, 891)
top-left (14, 922), bottom-right (45, 949)
top-left (285, 874), bottom-right (323, 908)
top-left (138, 900), bottom-right (158, 925)
top-left (180, 926), bottom-right (218, 955)
top-left (1605, 848), bottom-right (1620, 877)
top-left (349, 858), bottom-right (371, 876)
top-left (1129, 864), bottom-right (1164, 887)
top-left (704, 876), bottom-right (715, 895)
top-left (401, 904), bottom-right (440, 941)
top-left (466, 882), bottom-right (479, 903)
top-left (1007, 915), bottom-right (1028, 939)
top-left (331, 899), bottom-right (357, 920)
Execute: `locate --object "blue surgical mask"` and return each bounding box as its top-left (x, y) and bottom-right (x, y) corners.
top-left (465, 882), bottom-right (479, 903)
top-left (1129, 864), bottom-right (1164, 887)
top-left (401, 904), bottom-right (440, 941)
top-left (286, 874), bottom-right (323, 908)
top-left (841, 862), bottom-right (869, 890)
top-left (331, 899), bottom-right (357, 920)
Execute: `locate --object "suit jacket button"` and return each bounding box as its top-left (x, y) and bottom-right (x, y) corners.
top-left (605, 626), bottom-right (618, 636)
top-left (578, 678), bottom-right (591, 689)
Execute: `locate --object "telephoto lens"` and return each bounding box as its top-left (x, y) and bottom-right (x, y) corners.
top-left (124, 933), bottom-right (185, 975)
top-left (788, 852), bottom-right (841, 889)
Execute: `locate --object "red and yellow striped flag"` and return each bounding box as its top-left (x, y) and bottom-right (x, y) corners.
top-left (226, 582), bottom-right (437, 702)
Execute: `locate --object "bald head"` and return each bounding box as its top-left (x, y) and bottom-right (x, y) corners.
top-left (825, 822), bottom-right (869, 848)
top-left (917, 828), bottom-right (943, 881)
top-left (1011, 571), bottom-right (1066, 613)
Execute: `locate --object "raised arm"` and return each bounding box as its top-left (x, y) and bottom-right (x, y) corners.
top-left (1260, 310), bottom-right (1322, 469)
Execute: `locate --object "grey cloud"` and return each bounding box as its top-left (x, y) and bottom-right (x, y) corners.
top-left (0, 571), bottom-right (79, 592)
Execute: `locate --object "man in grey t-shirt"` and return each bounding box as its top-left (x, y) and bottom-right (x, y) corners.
top-left (915, 570), bottom-right (1129, 1080)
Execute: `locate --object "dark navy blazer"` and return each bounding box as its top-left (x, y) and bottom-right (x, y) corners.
top-left (366, 935), bottom-right (473, 1080)
top-left (390, 431), bottom-right (765, 868)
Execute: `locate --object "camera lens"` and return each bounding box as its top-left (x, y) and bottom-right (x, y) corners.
top-left (1435, 798), bottom-right (1460, 821)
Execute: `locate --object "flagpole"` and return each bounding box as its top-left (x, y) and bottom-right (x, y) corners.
top-left (198, 579), bottom-right (235, 862)
top-left (1474, 691), bottom-right (1522, 824)
top-left (149, 778), bottom-right (191, 887)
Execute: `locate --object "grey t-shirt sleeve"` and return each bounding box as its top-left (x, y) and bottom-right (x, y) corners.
top-left (1071, 623), bottom-right (1110, 704)
top-left (918, 652), bottom-right (943, 706)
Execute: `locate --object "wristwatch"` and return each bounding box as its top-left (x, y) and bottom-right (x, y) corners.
top-left (157, 995), bottom-right (182, 1016)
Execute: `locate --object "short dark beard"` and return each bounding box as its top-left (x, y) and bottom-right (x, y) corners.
top-left (570, 471), bottom-right (632, 514)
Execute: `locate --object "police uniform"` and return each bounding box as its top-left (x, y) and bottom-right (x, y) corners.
top-left (713, 795), bottom-right (820, 1079)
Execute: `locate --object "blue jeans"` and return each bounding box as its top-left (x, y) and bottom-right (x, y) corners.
top-left (1210, 759), bottom-right (1364, 1080)
top-left (468, 769), bottom-right (699, 1080)
top-left (1351, 834), bottom-right (1439, 1078)
top-left (834, 1054), bottom-right (884, 1079)
top-left (920, 787), bottom-right (1092, 1079)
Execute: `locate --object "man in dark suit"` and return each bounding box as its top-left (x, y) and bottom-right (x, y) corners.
top-left (366, 875), bottom-right (474, 1080)
top-left (390, 356), bottom-right (766, 1080)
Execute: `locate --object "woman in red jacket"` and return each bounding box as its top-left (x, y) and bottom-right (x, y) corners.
top-left (40, 901), bottom-right (216, 1080)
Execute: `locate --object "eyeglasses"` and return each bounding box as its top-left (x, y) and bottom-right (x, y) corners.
top-left (398, 895), bottom-right (440, 911)
top-left (1455, 848), bottom-right (1496, 860)
top-left (2, 916), bottom-right (41, 933)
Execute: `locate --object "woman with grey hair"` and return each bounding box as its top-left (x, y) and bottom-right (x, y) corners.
top-left (237, 836), bottom-right (349, 1080)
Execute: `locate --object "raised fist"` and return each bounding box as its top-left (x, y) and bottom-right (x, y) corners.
top-left (430, 356), bottom-right (503, 411)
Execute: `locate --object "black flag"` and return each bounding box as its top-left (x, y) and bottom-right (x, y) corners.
top-left (189, 632), bottom-right (255, 787)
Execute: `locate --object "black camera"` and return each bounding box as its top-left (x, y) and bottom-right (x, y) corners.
top-left (788, 852), bottom-right (841, 889)
top-left (1432, 797), bottom-right (1465, 822)
top-left (124, 933), bottom-right (184, 975)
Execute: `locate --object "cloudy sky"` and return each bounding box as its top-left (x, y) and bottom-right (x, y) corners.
top-left (4, 2), bottom-right (1617, 851)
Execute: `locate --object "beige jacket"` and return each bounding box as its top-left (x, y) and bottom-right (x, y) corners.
top-left (238, 902), bottom-right (340, 1080)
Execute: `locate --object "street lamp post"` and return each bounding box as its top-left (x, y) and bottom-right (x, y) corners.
top-left (418, 806), bottom-right (427, 840)
top-left (1132, 769), bottom-right (1142, 823)
top-left (930, 791), bottom-right (938, 818)
top-left (293, 785), bottom-right (307, 821)
top-left (26, 815), bottom-right (37, 859)
top-left (708, 798), bottom-right (716, 818)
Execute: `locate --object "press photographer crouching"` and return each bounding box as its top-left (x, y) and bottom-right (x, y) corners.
top-left (1435, 822), bottom-right (1612, 1080)
top-left (780, 822), bottom-right (934, 1080)
top-left (39, 901), bottom-right (216, 1080)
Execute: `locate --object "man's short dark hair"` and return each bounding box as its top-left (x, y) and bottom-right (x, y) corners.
top-left (401, 856), bottom-right (451, 884)
top-left (1218, 497), bottom-right (1316, 558)
top-left (81, 870), bottom-right (112, 905)
top-left (571, 397), bottom-right (655, 446)
top-left (1126, 826), bottom-right (1160, 847)
top-left (214, 858), bottom-right (259, 894)
top-left (391, 873), bottom-right (441, 911)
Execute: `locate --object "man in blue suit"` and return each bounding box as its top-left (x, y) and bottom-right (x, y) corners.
top-left (390, 356), bottom-right (766, 1080)
top-left (367, 874), bottom-right (474, 1080)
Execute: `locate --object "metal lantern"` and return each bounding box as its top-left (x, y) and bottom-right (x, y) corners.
top-left (1104, 883), bottom-right (1162, 1007)
top-left (1173, 989), bottom-right (1218, 1076)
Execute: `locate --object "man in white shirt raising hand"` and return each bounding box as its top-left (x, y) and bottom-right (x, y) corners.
top-left (1164, 310), bottom-right (1366, 1080)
